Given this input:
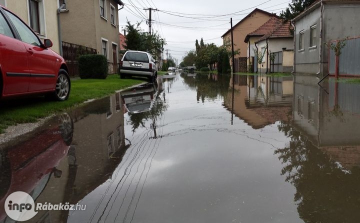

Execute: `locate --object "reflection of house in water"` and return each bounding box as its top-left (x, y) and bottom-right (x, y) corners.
top-left (29, 93), bottom-right (129, 223)
top-left (293, 75), bottom-right (360, 169)
top-left (225, 75), bottom-right (293, 129)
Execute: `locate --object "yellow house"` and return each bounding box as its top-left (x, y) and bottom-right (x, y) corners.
top-left (221, 8), bottom-right (276, 73)
top-left (1, 0), bottom-right (61, 54)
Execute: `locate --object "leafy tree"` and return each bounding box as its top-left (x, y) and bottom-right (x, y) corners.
top-left (280, 0), bottom-right (317, 21)
top-left (182, 51), bottom-right (197, 67)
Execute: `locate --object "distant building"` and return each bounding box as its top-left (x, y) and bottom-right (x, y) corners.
top-left (221, 8), bottom-right (277, 73)
top-left (247, 19), bottom-right (294, 74)
top-left (293, 0), bottom-right (360, 77)
top-left (119, 33), bottom-right (126, 51)
top-left (1, 0), bottom-right (61, 54)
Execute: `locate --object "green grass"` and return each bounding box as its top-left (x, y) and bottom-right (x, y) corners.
top-left (158, 71), bottom-right (168, 75)
top-left (0, 74), bottom-right (143, 133)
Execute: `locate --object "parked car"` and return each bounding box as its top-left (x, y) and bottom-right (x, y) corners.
top-left (0, 6), bottom-right (70, 101)
top-left (168, 67), bottom-right (176, 72)
top-left (119, 50), bottom-right (158, 83)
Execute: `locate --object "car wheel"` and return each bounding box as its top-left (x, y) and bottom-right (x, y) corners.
top-left (54, 69), bottom-right (71, 101)
top-left (120, 73), bottom-right (126, 79)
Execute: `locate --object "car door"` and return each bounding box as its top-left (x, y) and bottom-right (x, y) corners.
top-left (4, 9), bottom-right (56, 92)
top-left (0, 10), bottom-right (30, 96)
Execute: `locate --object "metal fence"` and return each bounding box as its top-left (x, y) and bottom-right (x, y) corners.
top-left (270, 51), bottom-right (283, 73)
top-left (329, 36), bottom-right (360, 77)
top-left (62, 41), bottom-right (97, 77)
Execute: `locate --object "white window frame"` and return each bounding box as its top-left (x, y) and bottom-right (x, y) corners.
top-left (101, 38), bottom-right (109, 60)
top-left (99, 0), bottom-right (107, 20)
top-left (0, 0), bottom-right (7, 7)
top-left (298, 30), bottom-right (304, 51)
top-left (27, 0), bottom-right (46, 37)
top-left (309, 25), bottom-right (317, 48)
top-left (110, 3), bottom-right (116, 26)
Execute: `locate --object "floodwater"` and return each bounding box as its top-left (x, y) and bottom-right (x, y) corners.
top-left (1, 72), bottom-right (360, 223)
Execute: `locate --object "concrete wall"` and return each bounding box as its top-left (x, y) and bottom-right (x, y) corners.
top-left (223, 11), bottom-right (272, 59)
top-left (294, 6), bottom-right (321, 75)
top-left (5, 0), bottom-right (60, 54)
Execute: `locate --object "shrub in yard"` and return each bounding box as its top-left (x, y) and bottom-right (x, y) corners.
top-left (200, 67), bottom-right (210, 72)
top-left (79, 54), bottom-right (108, 79)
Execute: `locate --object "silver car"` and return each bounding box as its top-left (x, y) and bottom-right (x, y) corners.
top-left (119, 50), bottom-right (158, 82)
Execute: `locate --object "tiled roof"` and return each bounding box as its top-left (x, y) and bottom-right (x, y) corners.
top-left (256, 20), bottom-right (293, 43)
top-left (244, 17), bottom-right (282, 43)
top-left (221, 8), bottom-right (279, 38)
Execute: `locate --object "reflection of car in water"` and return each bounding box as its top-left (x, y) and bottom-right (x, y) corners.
top-left (121, 83), bottom-right (159, 114)
top-left (0, 114), bottom-right (73, 222)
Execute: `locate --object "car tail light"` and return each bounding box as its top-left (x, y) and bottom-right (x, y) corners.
top-left (149, 63), bottom-right (152, 71)
top-left (119, 61), bottom-right (123, 68)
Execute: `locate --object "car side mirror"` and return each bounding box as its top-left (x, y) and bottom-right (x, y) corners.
top-left (44, 39), bottom-right (53, 48)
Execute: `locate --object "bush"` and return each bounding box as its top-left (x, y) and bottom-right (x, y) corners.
top-left (200, 67), bottom-right (210, 72)
top-left (79, 54), bottom-right (108, 79)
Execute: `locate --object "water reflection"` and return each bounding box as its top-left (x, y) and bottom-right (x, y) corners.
top-left (276, 75), bottom-right (360, 223)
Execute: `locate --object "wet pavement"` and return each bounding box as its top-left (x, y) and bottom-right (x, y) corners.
top-left (1, 72), bottom-right (360, 223)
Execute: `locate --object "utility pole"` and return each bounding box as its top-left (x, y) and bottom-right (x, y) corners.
top-left (230, 18), bottom-right (235, 125)
top-left (144, 8), bottom-right (158, 35)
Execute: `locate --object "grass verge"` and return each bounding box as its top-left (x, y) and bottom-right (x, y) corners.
top-left (0, 74), bottom-right (143, 133)
top-left (158, 71), bottom-right (168, 75)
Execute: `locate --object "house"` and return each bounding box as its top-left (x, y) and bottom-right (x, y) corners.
top-left (221, 8), bottom-right (277, 73)
top-left (0, 0), bottom-right (61, 54)
top-left (293, 0), bottom-right (360, 77)
top-left (119, 33), bottom-right (126, 51)
top-left (248, 19), bottom-right (294, 74)
top-left (59, 0), bottom-right (124, 74)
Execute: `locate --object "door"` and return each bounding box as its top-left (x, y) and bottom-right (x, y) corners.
top-left (0, 11), bottom-right (30, 96)
top-left (4, 9), bottom-right (56, 92)
top-left (112, 44), bottom-right (117, 73)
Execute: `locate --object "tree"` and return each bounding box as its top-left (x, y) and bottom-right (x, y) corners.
top-left (182, 51), bottom-right (197, 67)
top-left (280, 0), bottom-right (317, 21)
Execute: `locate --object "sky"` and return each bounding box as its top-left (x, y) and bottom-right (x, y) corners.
top-left (118, 0), bottom-right (291, 64)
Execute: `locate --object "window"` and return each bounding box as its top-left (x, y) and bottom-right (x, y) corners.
top-left (124, 52), bottom-right (149, 63)
top-left (299, 31), bottom-right (304, 50)
top-left (310, 25), bottom-right (317, 47)
top-left (29, 0), bottom-right (40, 33)
top-left (110, 4), bottom-right (115, 25)
top-left (0, 12), bottom-right (14, 38)
top-left (100, 0), bottom-right (106, 18)
top-left (4, 10), bottom-right (41, 46)
top-left (102, 39), bottom-right (108, 59)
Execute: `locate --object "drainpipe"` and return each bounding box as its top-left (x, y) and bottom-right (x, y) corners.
top-left (255, 42), bottom-right (259, 73)
top-left (291, 20), bottom-right (296, 75)
top-left (57, 1), bottom-right (68, 56)
top-left (248, 41), bottom-right (251, 72)
top-left (318, 0), bottom-right (324, 77)
top-left (266, 38), bottom-right (269, 74)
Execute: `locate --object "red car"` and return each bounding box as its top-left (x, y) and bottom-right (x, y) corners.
top-left (0, 5), bottom-right (70, 101)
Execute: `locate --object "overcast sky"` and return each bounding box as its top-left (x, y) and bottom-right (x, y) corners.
top-left (118, 0), bottom-right (291, 64)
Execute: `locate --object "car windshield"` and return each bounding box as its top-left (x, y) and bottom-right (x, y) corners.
top-left (124, 52), bottom-right (149, 63)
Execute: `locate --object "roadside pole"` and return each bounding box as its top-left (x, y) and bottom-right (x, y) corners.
top-left (144, 8), bottom-right (158, 35)
top-left (230, 18), bottom-right (235, 125)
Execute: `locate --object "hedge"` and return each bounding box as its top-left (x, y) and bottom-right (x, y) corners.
top-left (200, 67), bottom-right (210, 72)
top-left (79, 54), bottom-right (108, 79)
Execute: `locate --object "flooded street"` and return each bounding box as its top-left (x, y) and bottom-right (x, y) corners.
top-left (1, 73), bottom-right (360, 223)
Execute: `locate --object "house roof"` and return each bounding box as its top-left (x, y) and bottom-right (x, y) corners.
top-left (293, 0), bottom-right (360, 23)
top-left (244, 17), bottom-right (282, 43)
top-left (221, 8), bottom-right (278, 38)
top-left (256, 20), bottom-right (293, 43)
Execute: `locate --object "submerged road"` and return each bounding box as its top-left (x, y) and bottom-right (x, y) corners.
top-left (1, 72), bottom-right (360, 223)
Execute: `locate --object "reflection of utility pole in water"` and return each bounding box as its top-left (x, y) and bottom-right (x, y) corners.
top-left (230, 18), bottom-right (235, 125)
